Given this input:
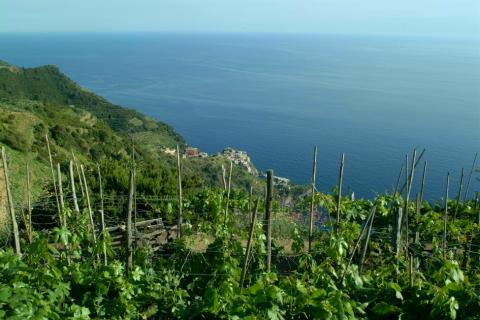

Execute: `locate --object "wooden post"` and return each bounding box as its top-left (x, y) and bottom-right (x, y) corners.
top-left (97, 163), bottom-right (107, 266)
top-left (393, 164), bottom-right (404, 196)
top-left (463, 152), bottom-right (477, 202)
top-left (359, 206), bottom-right (376, 273)
top-left (476, 192), bottom-right (480, 225)
top-left (221, 164), bottom-right (227, 191)
top-left (46, 135), bottom-right (61, 218)
top-left (25, 163), bottom-right (32, 243)
top-left (240, 199), bottom-right (260, 288)
top-left (399, 148), bottom-right (426, 194)
top-left (443, 172), bottom-right (450, 257)
top-left (80, 165), bottom-right (96, 243)
top-left (419, 161), bottom-right (427, 204)
top-left (336, 153), bottom-right (345, 225)
top-left (309, 146), bottom-right (318, 252)
top-left (176, 145), bottom-right (183, 240)
top-left (248, 185), bottom-right (253, 223)
top-left (57, 163), bottom-right (65, 224)
top-left (341, 206), bottom-right (376, 282)
top-left (126, 169), bottom-right (135, 270)
top-left (392, 207), bottom-right (403, 258)
top-left (224, 161), bottom-right (233, 225)
top-left (69, 160), bottom-right (80, 213)
top-left (404, 150), bottom-right (417, 255)
top-left (409, 254), bottom-right (414, 287)
top-left (453, 168), bottom-right (464, 221)
top-left (265, 170), bottom-right (273, 272)
top-left (1, 147), bottom-right (21, 255)
top-left (71, 151), bottom-right (85, 198)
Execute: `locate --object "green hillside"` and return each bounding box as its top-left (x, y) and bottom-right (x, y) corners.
top-left (0, 61), bottom-right (267, 220)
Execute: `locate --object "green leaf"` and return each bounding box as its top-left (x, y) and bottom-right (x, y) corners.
top-left (371, 302), bottom-right (402, 316)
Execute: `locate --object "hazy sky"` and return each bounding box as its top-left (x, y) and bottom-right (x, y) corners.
top-left (1, 0), bottom-right (479, 36)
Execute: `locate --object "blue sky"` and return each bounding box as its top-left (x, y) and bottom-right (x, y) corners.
top-left (1, 0), bottom-right (479, 36)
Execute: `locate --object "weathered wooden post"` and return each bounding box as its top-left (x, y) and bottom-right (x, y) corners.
top-left (71, 151), bottom-right (85, 198)
top-left (69, 160), bottom-right (80, 213)
top-left (453, 168), bottom-right (464, 221)
top-left (463, 152), bottom-right (477, 201)
top-left (1, 147), bottom-right (21, 255)
top-left (265, 170), bottom-right (273, 272)
top-left (80, 165), bottom-right (96, 243)
top-left (240, 199), bottom-right (260, 288)
top-left (309, 146), bottom-right (318, 253)
top-left (25, 164), bottom-right (33, 243)
top-left (126, 169), bottom-right (135, 270)
top-left (97, 163), bottom-right (107, 266)
top-left (57, 163), bottom-right (65, 224)
top-left (176, 145), bottom-right (183, 240)
top-left (393, 164), bottom-right (404, 196)
top-left (419, 161), bottom-right (427, 204)
top-left (359, 207), bottom-right (376, 273)
top-left (409, 254), bottom-right (414, 287)
top-left (46, 135), bottom-right (61, 218)
top-left (221, 164), bottom-right (227, 191)
top-left (224, 161), bottom-right (233, 226)
top-left (404, 150), bottom-right (417, 255)
top-left (392, 207), bottom-right (403, 258)
top-left (336, 153), bottom-right (345, 226)
top-left (443, 172), bottom-right (450, 257)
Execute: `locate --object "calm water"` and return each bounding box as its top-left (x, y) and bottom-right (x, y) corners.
top-left (1, 33), bottom-right (479, 200)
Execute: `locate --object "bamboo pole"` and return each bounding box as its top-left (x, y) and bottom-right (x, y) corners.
top-left (25, 163), bottom-right (32, 243)
top-left (336, 153), bottom-right (345, 226)
top-left (392, 207), bottom-right (403, 258)
top-left (46, 135), bottom-right (61, 219)
top-left (69, 160), bottom-right (80, 213)
top-left (443, 172), bottom-right (450, 257)
top-left (126, 169), bottom-right (134, 270)
top-left (240, 199), bottom-right (260, 288)
top-left (176, 145), bottom-right (183, 240)
top-left (97, 163), bottom-right (107, 266)
top-left (224, 161), bottom-right (233, 225)
top-left (80, 165), bottom-right (96, 243)
top-left (1, 147), bottom-right (21, 255)
top-left (308, 146), bottom-right (318, 252)
top-left (463, 152), bottom-right (477, 202)
top-left (359, 206), bottom-right (376, 273)
top-left (453, 168), bottom-right (464, 221)
top-left (265, 170), bottom-right (273, 272)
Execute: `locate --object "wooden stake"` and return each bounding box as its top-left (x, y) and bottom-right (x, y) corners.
top-left (221, 164), bottom-right (227, 191)
top-left (224, 161), bottom-right (233, 225)
top-left (57, 163), bottom-right (65, 224)
top-left (248, 184), bottom-right (253, 223)
top-left (25, 163), bottom-right (32, 243)
top-left (453, 168), bottom-right (464, 221)
top-left (463, 152), bottom-right (477, 201)
top-left (126, 169), bottom-right (134, 271)
top-left (392, 207), bottom-right (403, 258)
top-left (419, 161), bottom-right (427, 204)
top-left (80, 165), bottom-right (96, 243)
top-left (443, 172), bottom-right (450, 257)
top-left (97, 163), bottom-right (107, 266)
top-left (265, 170), bottom-right (273, 272)
top-left (240, 199), bottom-right (260, 288)
top-left (393, 164), bottom-right (404, 196)
top-left (399, 148), bottom-right (426, 194)
top-left (409, 254), bottom-right (414, 287)
top-left (404, 150), bottom-right (417, 255)
top-left (71, 151), bottom-right (85, 198)
top-left (176, 145), bottom-right (183, 239)
top-left (69, 160), bottom-right (80, 213)
top-left (1, 147), bottom-right (21, 255)
top-left (359, 206), bottom-right (376, 273)
top-left (309, 146), bottom-right (318, 252)
top-left (46, 135), bottom-right (61, 217)
top-left (336, 153), bottom-right (345, 226)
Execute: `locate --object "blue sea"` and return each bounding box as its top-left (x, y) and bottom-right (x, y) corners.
top-left (1, 33), bottom-right (479, 200)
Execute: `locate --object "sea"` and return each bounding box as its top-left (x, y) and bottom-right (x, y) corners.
top-left (0, 33), bottom-right (479, 200)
